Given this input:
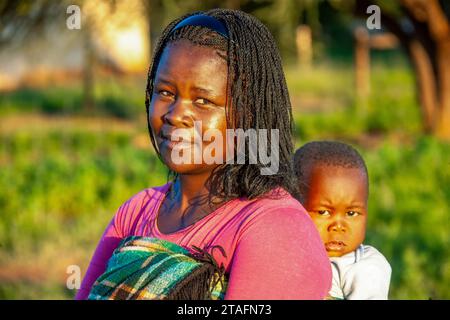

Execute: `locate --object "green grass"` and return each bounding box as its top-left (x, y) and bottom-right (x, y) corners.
top-left (0, 76), bottom-right (146, 119)
top-left (0, 124), bottom-right (169, 299)
top-left (363, 137), bottom-right (450, 299)
top-left (0, 127), bottom-right (168, 251)
top-left (0, 61), bottom-right (448, 299)
top-left (287, 60), bottom-right (422, 141)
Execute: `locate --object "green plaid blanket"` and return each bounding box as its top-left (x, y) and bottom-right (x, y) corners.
top-left (88, 236), bottom-right (227, 300)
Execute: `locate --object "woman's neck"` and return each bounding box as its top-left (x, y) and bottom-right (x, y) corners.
top-left (175, 173), bottom-right (211, 207)
top-left (157, 171), bottom-right (221, 233)
top-left (167, 171), bottom-right (221, 215)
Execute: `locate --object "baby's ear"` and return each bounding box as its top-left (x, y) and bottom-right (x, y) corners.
top-left (298, 194), bottom-right (306, 204)
top-left (297, 182), bottom-right (311, 204)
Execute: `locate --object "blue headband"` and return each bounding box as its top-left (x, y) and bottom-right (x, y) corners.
top-left (171, 14), bottom-right (229, 39)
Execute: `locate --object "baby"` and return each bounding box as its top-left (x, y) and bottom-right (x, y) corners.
top-left (294, 141), bottom-right (391, 300)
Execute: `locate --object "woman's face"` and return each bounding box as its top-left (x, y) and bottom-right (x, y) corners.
top-left (149, 40), bottom-right (229, 175)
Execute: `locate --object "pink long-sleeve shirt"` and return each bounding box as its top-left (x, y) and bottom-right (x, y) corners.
top-left (75, 183), bottom-right (331, 300)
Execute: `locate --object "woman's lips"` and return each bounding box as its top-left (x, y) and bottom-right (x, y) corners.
top-left (160, 126), bottom-right (195, 141)
top-left (325, 241), bottom-right (347, 251)
top-left (160, 136), bottom-right (193, 150)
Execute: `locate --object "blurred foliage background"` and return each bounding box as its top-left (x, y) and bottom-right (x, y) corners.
top-left (0, 0), bottom-right (449, 299)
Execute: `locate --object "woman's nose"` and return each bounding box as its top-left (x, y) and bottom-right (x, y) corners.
top-left (163, 98), bottom-right (193, 127)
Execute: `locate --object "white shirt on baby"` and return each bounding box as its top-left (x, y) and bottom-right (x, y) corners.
top-left (329, 244), bottom-right (392, 300)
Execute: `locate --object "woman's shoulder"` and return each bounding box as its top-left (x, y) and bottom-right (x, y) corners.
top-left (243, 187), bottom-right (307, 215)
top-left (118, 182), bottom-right (171, 209)
top-left (112, 182), bottom-right (171, 235)
top-left (232, 187), bottom-right (313, 232)
top-left (231, 188), bottom-right (329, 276)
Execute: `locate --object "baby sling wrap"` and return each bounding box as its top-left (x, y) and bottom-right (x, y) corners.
top-left (88, 236), bottom-right (228, 300)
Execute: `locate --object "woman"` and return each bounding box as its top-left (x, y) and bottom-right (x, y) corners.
top-left (76, 8), bottom-right (331, 300)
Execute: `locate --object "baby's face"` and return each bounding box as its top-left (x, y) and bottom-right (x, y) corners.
top-left (303, 165), bottom-right (368, 257)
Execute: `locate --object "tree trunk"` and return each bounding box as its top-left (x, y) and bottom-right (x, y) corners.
top-left (435, 41), bottom-right (450, 139)
top-left (144, 0), bottom-right (152, 64)
top-left (430, 3), bottom-right (450, 140)
top-left (408, 39), bottom-right (438, 133)
top-left (296, 25), bottom-right (313, 69)
top-left (401, 0), bottom-right (450, 139)
top-left (354, 0), bottom-right (450, 140)
top-left (354, 27), bottom-right (370, 113)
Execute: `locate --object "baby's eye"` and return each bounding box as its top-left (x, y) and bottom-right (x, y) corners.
top-left (317, 210), bottom-right (331, 216)
top-left (347, 211), bottom-right (360, 217)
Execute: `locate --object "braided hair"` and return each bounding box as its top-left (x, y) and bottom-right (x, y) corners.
top-left (293, 141), bottom-right (369, 203)
top-left (145, 9), bottom-right (297, 202)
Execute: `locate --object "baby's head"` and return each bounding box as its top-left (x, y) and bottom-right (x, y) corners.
top-left (294, 141), bottom-right (368, 257)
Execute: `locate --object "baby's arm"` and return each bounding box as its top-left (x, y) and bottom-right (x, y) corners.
top-left (343, 251), bottom-right (392, 300)
top-left (224, 207), bottom-right (331, 300)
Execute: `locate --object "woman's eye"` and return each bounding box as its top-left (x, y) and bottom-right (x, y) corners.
top-left (158, 90), bottom-right (174, 98)
top-left (195, 98), bottom-right (214, 106)
top-left (347, 211), bottom-right (360, 217)
top-left (317, 210), bottom-right (331, 216)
